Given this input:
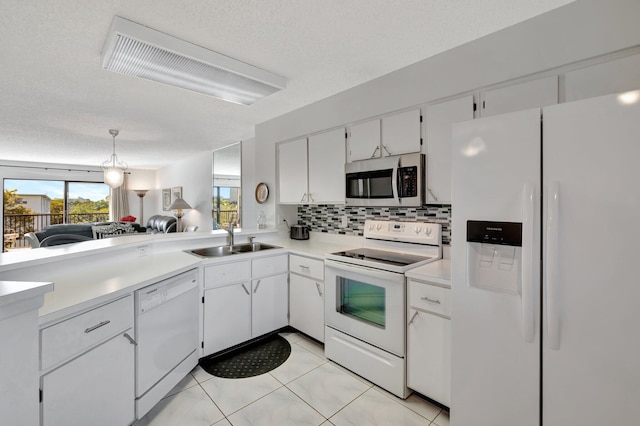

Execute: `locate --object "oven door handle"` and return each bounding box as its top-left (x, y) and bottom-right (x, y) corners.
top-left (325, 259), bottom-right (404, 282)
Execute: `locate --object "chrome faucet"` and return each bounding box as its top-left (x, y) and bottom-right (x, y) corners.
top-left (225, 222), bottom-right (234, 246)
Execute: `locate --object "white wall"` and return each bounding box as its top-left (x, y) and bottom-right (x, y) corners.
top-left (154, 138), bottom-right (257, 232)
top-left (155, 152), bottom-right (212, 231)
top-left (255, 0), bottom-right (640, 226)
top-left (127, 169), bottom-right (157, 225)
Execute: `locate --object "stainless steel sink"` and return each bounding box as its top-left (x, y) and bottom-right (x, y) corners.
top-left (189, 242), bottom-right (280, 258)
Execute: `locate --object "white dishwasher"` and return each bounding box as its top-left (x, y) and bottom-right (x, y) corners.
top-left (135, 269), bottom-right (199, 419)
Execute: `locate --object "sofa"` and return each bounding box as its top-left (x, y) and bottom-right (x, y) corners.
top-left (25, 222), bottom-right (143, 248)
top-left (145, 215), bottom-right (177, 234)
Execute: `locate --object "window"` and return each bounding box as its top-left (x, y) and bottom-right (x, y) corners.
top-left (3, 179), bottom-right (109, 251)
top-left (212, 143), bottom-right (242, 230)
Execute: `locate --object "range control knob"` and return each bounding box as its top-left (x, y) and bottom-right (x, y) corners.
top-left (425, 228), bottom-right (432, 237)
top-left (414, 226), bottom-right (422, 235)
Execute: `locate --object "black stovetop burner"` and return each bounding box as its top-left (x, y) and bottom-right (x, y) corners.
top-left (332, 248), bottom-right (432, 267)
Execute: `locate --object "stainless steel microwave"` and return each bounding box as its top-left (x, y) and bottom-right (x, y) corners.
top-left (345, 153), bottom-right (424, 206)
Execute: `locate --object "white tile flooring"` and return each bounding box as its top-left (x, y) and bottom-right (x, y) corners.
top-left (133, 332), bottom-right (449, 426)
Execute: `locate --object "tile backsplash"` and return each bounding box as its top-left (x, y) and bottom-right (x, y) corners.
top-left (297, 204), bottom-right (452, 245)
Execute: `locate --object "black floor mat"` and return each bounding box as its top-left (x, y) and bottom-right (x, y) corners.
top-left (199, 335), bottom-right (291, 379)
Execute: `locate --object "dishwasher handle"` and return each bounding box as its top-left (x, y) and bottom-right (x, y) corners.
top-left (137, 271), bottom-right (198, 314)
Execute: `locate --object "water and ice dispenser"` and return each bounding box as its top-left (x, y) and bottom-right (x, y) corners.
top-left (466, 221), bottom-right (522, 294)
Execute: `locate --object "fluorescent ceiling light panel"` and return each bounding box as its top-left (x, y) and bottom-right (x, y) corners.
top-left (101, 16), bottom-right (286, 105)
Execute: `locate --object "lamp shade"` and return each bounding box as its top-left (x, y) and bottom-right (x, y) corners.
top-left (167, 198), bottom-right (192, 210)
top-left (104, 167), bottom-right (125, 188)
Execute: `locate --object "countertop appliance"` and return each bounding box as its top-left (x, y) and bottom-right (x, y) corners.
top-left (450, 90), bottom-right (640, 425)
top-left (289, 224), bottom-right (309, 240)
top-left (134, 269), bottom-right (199, 419)
top-left (345, 153), bottom-right (424, 206)
top-left (324, 219), bottom-right (442, 398)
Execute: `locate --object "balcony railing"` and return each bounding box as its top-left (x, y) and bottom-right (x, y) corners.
top-left (3, 212), bottom-right (110, 251)
top-left (213, 209), bottom-right (240, 229)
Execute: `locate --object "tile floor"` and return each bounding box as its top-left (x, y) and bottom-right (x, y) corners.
top-left (133, 332), bottom-right (450, 426)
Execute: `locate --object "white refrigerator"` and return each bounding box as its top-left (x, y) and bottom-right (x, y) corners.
top-left (450, 90), bottom-right (640, 426)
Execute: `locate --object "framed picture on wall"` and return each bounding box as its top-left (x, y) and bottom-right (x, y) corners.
top-left (171, 186), bottom-right (183, 203)
top-left (162, 188), bottom-right (172, 211)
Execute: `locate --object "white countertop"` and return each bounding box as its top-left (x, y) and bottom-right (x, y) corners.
top-left (267, 232), bottom-right (363, 259)
top-left (405, 259), bottom-right (451, 287)
top-left (36, 251), bottom-right (201, 326)
top-left (3, 228), bottom-right (456, 326)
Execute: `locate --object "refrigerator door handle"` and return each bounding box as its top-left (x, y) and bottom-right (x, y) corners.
top-left (521, 183), bottom-right (535, 343)
top-left (546, 181), bottom-right (561, 350)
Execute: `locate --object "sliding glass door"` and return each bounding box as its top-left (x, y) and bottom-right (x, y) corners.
top-left (3, 179), bottom-right (109, 251)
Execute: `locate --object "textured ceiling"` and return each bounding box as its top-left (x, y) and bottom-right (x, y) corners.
top-left (0, 0), bottom-right (574, 170)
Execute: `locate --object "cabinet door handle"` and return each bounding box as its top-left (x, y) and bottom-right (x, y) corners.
top-left (123, 332), bottom-right (137, 345)
top-left (315, 282), bottom-right (323, 296)
top-left (308, 193), bottom-right (315, 203)
top-left (300, 193), bottom-right (307, 203)
top-left (427, 187), bottom-right (439, 202)
top-left (408, 311), bottom-right (419, 325)
top-left (84, 320), bottom-right (110, 333)
top-left (370, 145), bottom-right (380, 158)
top-left (253, 280), bottom-right (261, 294)
top-left (382, 144), bottom-right (392, 156)
top-left (241, 283), bottom-right (250, 295)
top-left (420, 296), bottom-right (441, 304)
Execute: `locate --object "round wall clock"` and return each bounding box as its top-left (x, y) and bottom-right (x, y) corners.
top-left (255, 182), bottom-right (269, 204)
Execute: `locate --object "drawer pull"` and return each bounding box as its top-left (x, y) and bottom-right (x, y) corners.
top-left (421, 296), bottom-right (441, 304)
top-left (315, 282), bottom-right (323, 296)
top-left (299, 265), bottom-right (310, 271)
top-left (123, 332), bottom-right (138, 345)
top-left (241, 284), bottom-right (250, 295)
top-left (408, 311), bottom-right (419, 325)
top-left (84, 320), bottom-right (111, 333)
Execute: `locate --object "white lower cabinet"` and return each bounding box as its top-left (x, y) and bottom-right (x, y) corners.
top-left (288, 254), bottom-right (325, 342)
top-left (290, 274), bottom-right (324, 342)
top-left (252, 273), bottom-right (289, 337)
top-left (203, 253), bottom-right (289, 356)
top-left (41, 332), bottom-right (135, 426)
top-left (407, 279), bottom-right (451, 407)
top-left (40, 295), bottom-right (135, 426)
top-left (203, 282), bottom-right (252, 356)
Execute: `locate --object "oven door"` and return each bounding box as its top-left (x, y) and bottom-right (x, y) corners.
top-left (325, 259), bottom-right (405, 356)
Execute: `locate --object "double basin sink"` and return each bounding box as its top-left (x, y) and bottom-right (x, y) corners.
top-left (189, 242), bottom-right (281, 258)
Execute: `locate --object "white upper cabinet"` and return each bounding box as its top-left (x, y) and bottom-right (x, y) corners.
top-left (424, 95), bottom-right (474, 204)
top-left (381, 108), bottom-right (422, 156)
top-left (278, 138), bottom-right (308, 204)
top-left (479, 75), bottom-right (558, 117)
top-left (308, 128), bottom-right (346, 204)
top-left (565, 53), bottom-right (640, 102)
top-left (348, 109), bottom-right (422, 162)
top-left (278, 129), bottom-right (346, 204)
top-left (347, 119), bottom-right (381, 161)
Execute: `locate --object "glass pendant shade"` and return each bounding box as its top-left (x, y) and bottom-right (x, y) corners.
top-left (104, 167), bottom-right (125, 188)
top-left (101, 129), bottom-right (127, 188)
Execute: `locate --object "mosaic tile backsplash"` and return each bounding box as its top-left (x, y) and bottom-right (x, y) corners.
top-left (297, 204), bottom-right (452, 245)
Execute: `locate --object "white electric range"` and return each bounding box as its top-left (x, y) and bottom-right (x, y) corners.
top-left (324, 219), bottom-right (442, 398)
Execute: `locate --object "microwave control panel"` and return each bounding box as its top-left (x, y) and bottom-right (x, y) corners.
top-left (398, 166), bottom-right (418, 197)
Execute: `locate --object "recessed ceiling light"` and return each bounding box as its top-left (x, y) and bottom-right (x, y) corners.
top-left (101, 16), bottom-right (286, 105)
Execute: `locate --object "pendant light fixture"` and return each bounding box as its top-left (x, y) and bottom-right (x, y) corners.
top-left (102, 129), bottom-right (127, 188)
